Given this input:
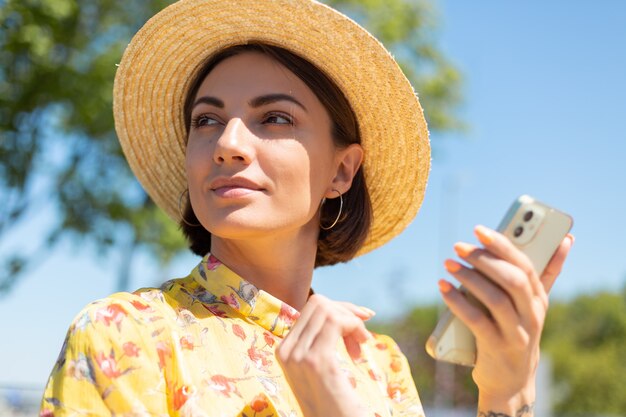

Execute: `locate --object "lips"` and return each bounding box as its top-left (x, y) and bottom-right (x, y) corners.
top-left (209, 177), bottom-right (265, 198)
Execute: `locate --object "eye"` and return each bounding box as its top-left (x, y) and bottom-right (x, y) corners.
top-left (191, 114), bottom-right (220, 129)
top-left (264, 112), bottom-right (293, 125)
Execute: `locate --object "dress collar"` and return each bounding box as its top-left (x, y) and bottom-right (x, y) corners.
top-left (190, 253), bottom-right (300, 337)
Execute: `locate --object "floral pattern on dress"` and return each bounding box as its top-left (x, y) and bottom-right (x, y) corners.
top-left (40, 252), bottom-right (424, 417)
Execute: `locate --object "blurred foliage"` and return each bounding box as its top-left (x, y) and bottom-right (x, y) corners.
top-left (370, 304), bottom-right (475, 408)
top-left (542, 287), bottom-right (626, 416)
top-left (0, 0), bottom-right (178, 293)
top-left (0, 0), bottom-right (463, 293)
top-left (325, 0), bottom-right (464, 132)
top-left (373, 287), bottom-right (626, 415)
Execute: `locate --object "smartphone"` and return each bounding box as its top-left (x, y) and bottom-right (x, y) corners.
top-left (425, 195), bottom-right (573, 366)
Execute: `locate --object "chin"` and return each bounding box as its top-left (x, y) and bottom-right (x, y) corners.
top-left (203, 215), bottom-right (282, 237)
top-left (207, 224), bottom-right (273, 240)
top-left (203, 214), bottom-right (316, 241)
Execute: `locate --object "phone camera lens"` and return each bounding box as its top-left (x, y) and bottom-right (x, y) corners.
top-left (523, 211), bottom-right (534, 222)
top-left (514, 226), bottom-right (524, 237)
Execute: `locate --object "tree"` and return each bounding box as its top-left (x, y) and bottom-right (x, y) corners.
top-left (541, 287), bottom-right (626, 416)
top-left (370, 304), bottom-right (476, 408)
top-left (373, 287), bottom-right (626, 415)
top-left (0, 0), bottom-right (462, 293)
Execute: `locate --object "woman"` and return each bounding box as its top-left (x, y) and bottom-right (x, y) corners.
top-left (40, 1), bottom-right (573, 416)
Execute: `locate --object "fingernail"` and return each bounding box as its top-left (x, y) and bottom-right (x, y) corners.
top-left (359, 306), bottom-right (376, 317)
top-left (566, 233), bottom-right (575, 245)
top-left (453, 242), bottom-right (476, 258)
top-left (444, 259), bottom-right (462, 273)
top-left (438, 279), bottom-right (453, 294)
top-left (475, 225), bottom-right (494, 245)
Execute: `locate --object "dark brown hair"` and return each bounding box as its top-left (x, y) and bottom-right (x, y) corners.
top-left (181, 43), bottom-right (372, 266)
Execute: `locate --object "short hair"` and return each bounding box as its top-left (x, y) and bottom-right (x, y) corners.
top-left (181, 43), bottom-right (372, 267)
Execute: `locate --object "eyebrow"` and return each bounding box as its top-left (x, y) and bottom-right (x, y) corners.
top-left (192, 93), bottom-right (307, 112)
top-left (192, 96), bottom-right (224, 109)
top-left (249, 94), bottom-right (307, 112)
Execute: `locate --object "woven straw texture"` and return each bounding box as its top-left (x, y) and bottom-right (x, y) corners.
top-left (113, 0), bottom-right (430, 257)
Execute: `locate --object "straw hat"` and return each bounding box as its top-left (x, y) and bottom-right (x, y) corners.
top-left (113, 0), bottom-right (430, 257)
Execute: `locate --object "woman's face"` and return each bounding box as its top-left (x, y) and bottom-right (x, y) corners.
top-left (185, 51), bottom-right (360, 242)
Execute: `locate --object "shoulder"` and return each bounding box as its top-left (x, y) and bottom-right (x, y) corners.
top-left (367, 332), bottom-right (411, 374)
top-left (69, 289), bottom-right (162, 330)
top-left (43, 291), bottom-right (176, 414)
top-left (370, 332), bottom-right (402, 350)
top-left (51, 285), bottom-right (185, 373)
top-left (61, 276), bottom-right (225, 349)
top-left (61, 283), bottom-right (185, 355)
top-left (366, 332), bottom-right (425, 415)
top-left (368, 332), bottom-right (405, 359)
top-left (68, 277), bottom-right (194, 330)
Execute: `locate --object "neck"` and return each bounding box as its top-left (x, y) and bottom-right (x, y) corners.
top-left (210, 228), bottom-right (318, 311)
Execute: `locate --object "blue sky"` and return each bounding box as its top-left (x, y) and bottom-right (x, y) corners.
top-left (1, 0), bottom-right (625, 389)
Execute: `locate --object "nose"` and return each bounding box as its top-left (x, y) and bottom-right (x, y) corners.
top-left (213, 118), bottom-right (254, 165)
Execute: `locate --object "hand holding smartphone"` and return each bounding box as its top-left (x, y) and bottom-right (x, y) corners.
top-left (425, 195), bottom-right (573, 366)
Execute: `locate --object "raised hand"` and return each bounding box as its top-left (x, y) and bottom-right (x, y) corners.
top-left (439, 225), bottom-right (573, 415)
top-left (276, 294), bottom-right (374, 417)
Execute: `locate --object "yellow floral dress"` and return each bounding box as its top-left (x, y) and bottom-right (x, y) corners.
top-left (40, 253), bottom-right (424, 417)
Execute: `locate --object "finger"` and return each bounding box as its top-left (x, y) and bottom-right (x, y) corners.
top-left (337, 302), bottom-right (376, 321)
top-left (541, 234), bottom-right (574, 292)
top-left (451, 245), bottom-right (536, 319)
top-left (344, 334), bottom-right (364, 360)
top-left (308, 312), bottom-right (369, 361)
top-left (327, 303), bottom-right (371, 344)
top-left (474, 225), bottom-right (543, 296)
top-left (279, 296), bottom-right (370, 364)
top-left (318, 301), bottom-right (372, 341)
top-left (288, 307), bottom-right (330, 362)
top-left (444, 259), bottom-right (525, 344)
top-left (278, 294), bottom-right (326, 358)
top-left (437, 279), bottom-right (500, 343)
top-left (339, 312), bottom-right (371, 345)
top-left (445, 259), bottom-right (534, 348)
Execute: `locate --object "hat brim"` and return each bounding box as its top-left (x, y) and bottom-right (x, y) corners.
top-left (113, 0), bottom-right (430, 257)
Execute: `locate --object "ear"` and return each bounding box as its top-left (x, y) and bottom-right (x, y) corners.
top-left (326, 143), bottom-right (363, 197)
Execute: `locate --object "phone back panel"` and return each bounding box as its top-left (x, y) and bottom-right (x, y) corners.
top-left (426, 195), bottom-right (573, 366)
top-left (498, 195), bottom-right (573, 275)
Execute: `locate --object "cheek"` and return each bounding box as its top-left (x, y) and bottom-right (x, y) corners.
top-left (185, 139), bottom-right (210, 182)
top-left (185, 143), bottom-right (214, 210)
top-left (268, 150), bottom-right (311, 191)
top-left (305, 141), bottom-right (337, 188)
top-left (264, 143), bottom-right (333, 204)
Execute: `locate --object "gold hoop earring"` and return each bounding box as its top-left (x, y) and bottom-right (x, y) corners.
top-left (320, 189), bottom-right (343, 230)
top-left (178, 189), bottom-right (201, 227)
